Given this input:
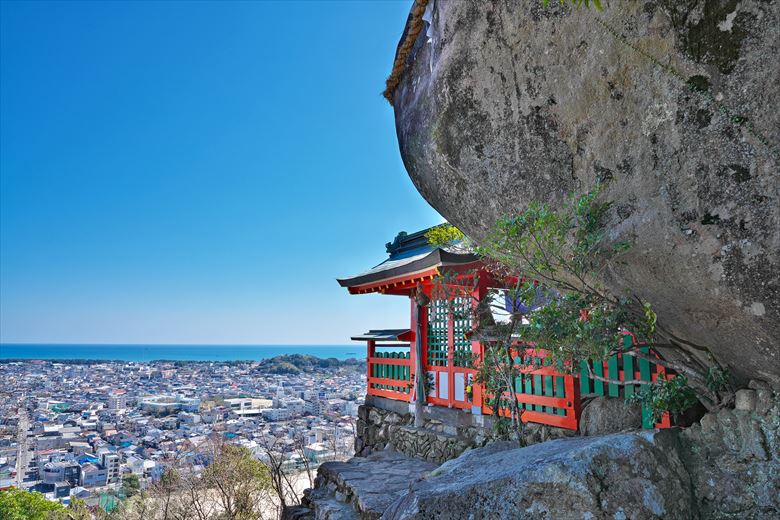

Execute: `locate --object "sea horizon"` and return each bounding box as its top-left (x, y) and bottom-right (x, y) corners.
top-left (0, 343), bottom-right (366, 362)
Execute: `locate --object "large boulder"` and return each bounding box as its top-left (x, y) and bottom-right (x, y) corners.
top-left (391, 1), bottom-right (780, 385)
top-left (381, 432), bottom-right (693, 519)
top-left (580, 397), bottom-right (643, 436)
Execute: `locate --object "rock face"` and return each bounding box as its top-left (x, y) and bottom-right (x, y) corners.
top-left (382, 432), bottom-right (693, 520)
top-left (392, 1), bottom-right (780, 384)
top-left (678, 380), bottom-right (780, 517)
top-left (580, 396), bottom-right (643, 436)
top-left (301, 449), bottom-right (438, 520)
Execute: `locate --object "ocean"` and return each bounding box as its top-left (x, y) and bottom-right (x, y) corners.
top-left (0, 344), bottom-right (364, 362)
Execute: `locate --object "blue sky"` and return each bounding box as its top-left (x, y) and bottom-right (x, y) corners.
top-left (0, 0), bottom-right (442, 345)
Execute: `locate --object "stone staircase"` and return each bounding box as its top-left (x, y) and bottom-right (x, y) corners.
top-left (290, 449), bottom-right (438, 520)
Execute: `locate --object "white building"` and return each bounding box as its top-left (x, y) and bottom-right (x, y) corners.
top-left (107, 394), bottom-right (127, 411)
top-left (304, 400), bottom-right (323, 416)
top-left (99, 452), bottom-right (120, 484)
top-left (261, 408), bottom-right (290, 421)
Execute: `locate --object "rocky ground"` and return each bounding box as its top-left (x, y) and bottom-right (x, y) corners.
top-left (286, 381), bottom-right (779, 519)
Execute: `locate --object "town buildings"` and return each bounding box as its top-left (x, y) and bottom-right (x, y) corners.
top-left (0, 357), bottom-right (364, 509)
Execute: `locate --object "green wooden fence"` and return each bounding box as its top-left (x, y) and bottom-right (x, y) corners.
top-left (371, 351), bottom-right (411, 394)
top-left (578, 335), bottom-right (672, 428)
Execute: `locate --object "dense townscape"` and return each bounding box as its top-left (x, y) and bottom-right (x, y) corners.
top-left (0, 356), bottom-right (365, 512)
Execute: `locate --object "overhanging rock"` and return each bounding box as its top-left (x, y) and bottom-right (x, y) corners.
top-left (391, 0), bottom-right (780, 385)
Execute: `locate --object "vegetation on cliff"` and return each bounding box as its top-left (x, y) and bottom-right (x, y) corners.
top-left (255, 355), bottom-right (363, 375)
top-left (430, 185), bottom-right (734, 437)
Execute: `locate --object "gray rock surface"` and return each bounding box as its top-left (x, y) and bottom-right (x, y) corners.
top-left (305, 449), bottom-right (438, 520)
top-left (381, 431), bottom-right (693, 519)
top-left (303, 387), bottom-right (779, 519)
top-left (580, 397), bottom-right (643, 436)
top-left (678, 381), bottom-right (780, 518)
top-left (392, 1), bottom-right (780, 385)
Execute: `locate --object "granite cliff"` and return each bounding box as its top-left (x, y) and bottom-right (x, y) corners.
top-left (390, 0), bottom-right (779, 385)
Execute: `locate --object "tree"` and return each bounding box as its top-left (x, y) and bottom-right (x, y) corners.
top-left (432, 185), bottom-right (733, 431)
top-left (256, 435), bottom-right (297, 517)
top-left (66, 498), bottom-right (92, 520)
top-left (201, 444), bottom-right (272, 520)
top-left (0, 488), bottom-right (67, 520)
top-left (121, 473), bottom-right (141, 497)
top-left (112, 440), bottom-right (274, 520)
top-left (480, 185), bottom-right (732, 411)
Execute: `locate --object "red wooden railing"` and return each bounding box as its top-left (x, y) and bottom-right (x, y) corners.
top-left (363, 338), bottom-right (675, 432)
top-left (479, 347), bottom-right (580, 430)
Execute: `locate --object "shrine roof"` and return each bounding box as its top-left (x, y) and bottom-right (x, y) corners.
top-left (350, 329), bottom-right (413, 342)
top-left (337, 228), bottom-right (478, 291)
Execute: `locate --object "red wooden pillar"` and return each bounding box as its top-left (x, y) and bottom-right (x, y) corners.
top-left (470, 284), bottom-right (487, 411)
top-left (367, 339), bottom-right (375, 396)
top-left (564, 368), bottom-right (581, 430)
top-left (409, 296), bottom-right (417, 402)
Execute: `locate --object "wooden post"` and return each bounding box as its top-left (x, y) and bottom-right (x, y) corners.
top-left (413, 291), bottom-right (427, 427)
top-left (409, 296), bottom-right (417, 403)
top-left (367, 340), bottom-right (375, 396)
top-left (447, 301), bottom-right (455, 408)
top-left (471, 284), bottom-right (486, 410)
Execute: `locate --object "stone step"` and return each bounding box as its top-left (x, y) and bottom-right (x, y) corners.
top-left (307, 485), bottom-right (359, 520)
top-left (310, 449), bottom-right (438, 519)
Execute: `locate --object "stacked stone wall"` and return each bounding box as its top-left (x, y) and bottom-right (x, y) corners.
top-left (355, 399), bottom-right (576, 464)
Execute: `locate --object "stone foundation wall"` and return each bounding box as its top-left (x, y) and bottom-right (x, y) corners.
top-left (355, 403), bottom-right (473, 464)
top-left (356, 396), bottom-right (576, 464)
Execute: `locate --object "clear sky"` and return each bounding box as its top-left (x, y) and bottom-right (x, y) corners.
top-left (0, 0), bottom-right (442, 345)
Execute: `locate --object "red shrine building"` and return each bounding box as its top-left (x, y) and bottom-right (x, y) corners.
top-left (337, 228), bottom-right (672, 431)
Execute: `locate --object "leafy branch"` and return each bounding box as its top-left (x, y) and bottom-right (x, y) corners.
top-left (440, 185), bottom-right (733, 420)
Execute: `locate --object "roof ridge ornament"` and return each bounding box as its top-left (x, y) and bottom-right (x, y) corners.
top-left (385, 231), bottom-right (409, 255)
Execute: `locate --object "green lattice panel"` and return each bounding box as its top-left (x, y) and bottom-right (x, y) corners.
top-left (452, 296), bottom-right (473, 367)
top-left (427, 299), bottom-right (448, 367)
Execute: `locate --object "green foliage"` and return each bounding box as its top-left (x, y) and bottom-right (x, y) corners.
top-left (467, 184), bottom-right (708, 418)
top-left (519, 288), bottom-right (632, 366)
top-left (112, 445), bottom-right (272, 520)
top-left (706, 366), bottom-right (730, 393)
top-left (66, 498), bottom-right (92, 520)
top-left (257, 354), bottom-right (360, 375)
top-left (159, 467), bottom-right (180, 489)
top-left (627, 375), bottom-right (698, 423)
top-left (425, 224), bottom-right (465, 248)
top-left (121, 473), bottom-right (141, 497)
top-left (542, 0), bottom-right (603, 10)
top-left (476, 185), bottom-right (643, 370)
top-left (0, 488), bottom-right (68, 520)
top-left (477, 185), bottom-right (620, 283)
top-left (491, 417), bottom-right (513, 440)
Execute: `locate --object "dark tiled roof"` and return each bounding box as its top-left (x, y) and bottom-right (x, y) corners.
top-left (338, 227), bottom-right (476, 289)
top-left (350, 329), bottom-right (412, 341)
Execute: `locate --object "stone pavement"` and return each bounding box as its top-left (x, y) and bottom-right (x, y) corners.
top-left (298, 449), bottom-right (438, 519)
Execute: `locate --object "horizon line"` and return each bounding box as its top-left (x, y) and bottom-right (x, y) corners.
top-left (0, 342), bottom-right (358, 347)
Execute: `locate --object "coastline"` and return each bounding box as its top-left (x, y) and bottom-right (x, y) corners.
top-left (0, 344), bottom-right (362, 362)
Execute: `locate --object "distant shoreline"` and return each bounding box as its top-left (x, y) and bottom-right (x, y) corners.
top-left (0, 343), bottom-right (370, 362)
top-left (0, 357), bottom-right (364, 364)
